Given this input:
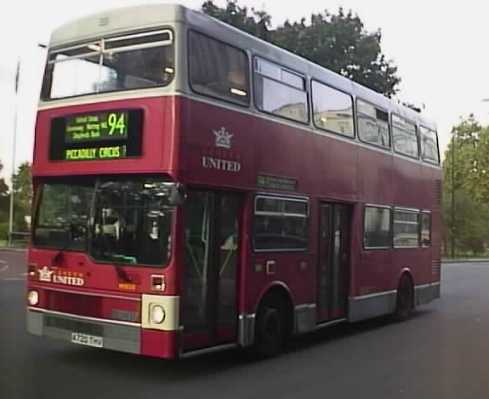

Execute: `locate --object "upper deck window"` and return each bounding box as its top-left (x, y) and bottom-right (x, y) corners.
top-left (41, 29), bottom-right (174, 100)
top-left (420, 126), bottom-right (440, 164)
top-left (357, 99), bottom-right (390, 148)
top-left (312, 81), bottom-right (354, 137)
top-left (392, 114), bottom-right (419, 158)
top-left (189, 31), bottom-right (250, 106)
top-left (254, 58), bottom-right (309, 124)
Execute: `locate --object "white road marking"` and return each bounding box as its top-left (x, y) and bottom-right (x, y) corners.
top-left (1, 277), bottom-right (24, 281)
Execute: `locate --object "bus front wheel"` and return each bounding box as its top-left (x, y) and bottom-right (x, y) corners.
top-left (253, 300), bottom-right (286, 358)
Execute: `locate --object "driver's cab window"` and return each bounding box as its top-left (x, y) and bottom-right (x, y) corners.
top-left (91, 179), bottom-right (174, 266)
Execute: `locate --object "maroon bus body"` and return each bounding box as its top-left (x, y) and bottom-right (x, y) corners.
top-left (27, 93), bottom-right (441, 358)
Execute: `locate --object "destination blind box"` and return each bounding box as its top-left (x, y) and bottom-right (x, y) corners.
top-left (49, 109), bottom-right (143, 161)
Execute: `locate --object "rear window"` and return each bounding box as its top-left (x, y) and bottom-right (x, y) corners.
top-left (420, 127), bottom-right (440, 164)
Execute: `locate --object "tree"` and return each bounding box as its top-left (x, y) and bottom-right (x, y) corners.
top-left (443, 116), bottom-right (489, 255)
top-left (202, 1), bottom-right (400, 96)
top-left (0, 160), bottom-right (9, 218)
top-left (0, 160), bottom-right (9, 199)
top-left (442, 189), bottom-right (489, 255)
top-left (11, 162), bottom-right (32, 231)
top-left (202, 0), bottom-right (271, 40)
top-left (0, 160), bottom-right (10, 241)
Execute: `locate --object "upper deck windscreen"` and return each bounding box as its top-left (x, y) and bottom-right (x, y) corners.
top-left (41, 29), bottom-right (175, 100)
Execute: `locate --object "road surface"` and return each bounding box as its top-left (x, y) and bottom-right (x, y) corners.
top-left (1, 250), bottom-right (489, 399)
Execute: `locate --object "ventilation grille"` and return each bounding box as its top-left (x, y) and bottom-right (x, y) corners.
top-left (432, 259), bottom-right (441, 277)
top-left (45, 315), bottom-right (104, 335)
top-left (434, 180), bottom-right (442, 209)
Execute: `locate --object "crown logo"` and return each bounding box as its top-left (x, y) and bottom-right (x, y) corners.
top-left (38, 266), bottom-right (54, 283)
top-left (213, 127), bottom-right (233, 149)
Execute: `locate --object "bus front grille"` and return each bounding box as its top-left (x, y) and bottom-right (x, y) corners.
top-left (44, 315), bottom-right (104, 336)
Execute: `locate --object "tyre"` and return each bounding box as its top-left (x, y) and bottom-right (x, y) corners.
top-left (253, 300), bottom-right (286, 358)
top-left (393, 276), bottom-right (414, 321)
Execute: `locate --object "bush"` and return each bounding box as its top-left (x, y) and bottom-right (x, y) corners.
top-left (0, 222), bottom-right (8, 241)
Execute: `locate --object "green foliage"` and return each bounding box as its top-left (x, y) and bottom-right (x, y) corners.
top-left (0, 161), bottom-right (8, 198)
top-left (202, 1), bottom-right (400, 96)
top-left (0, 160), bottom-right (10, 225)
top-left (443, 116), bottom-right (489, 256)
top-left (202, 0), bottom-right (271, 40)
top-left (11, 162), bottom-right (32, 231)
top-left (443, 190), bottom-right (489, 255)
top-left (0, 159), bottom-right (32, 240)
top-left (0, 222), bottom-right (7, 241)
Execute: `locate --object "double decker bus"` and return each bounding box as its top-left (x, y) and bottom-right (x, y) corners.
top-left (26, 4), bottom-right (441, 358)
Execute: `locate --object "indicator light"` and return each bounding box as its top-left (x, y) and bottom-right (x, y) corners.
top-left (151, 275), bottom-right (165, 291)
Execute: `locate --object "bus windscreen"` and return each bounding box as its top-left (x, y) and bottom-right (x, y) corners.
top-left (41, 29), bottom-right (174, 100)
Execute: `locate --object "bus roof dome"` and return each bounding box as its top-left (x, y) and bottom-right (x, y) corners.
top-left (50, 4), bottom-right (187, 47)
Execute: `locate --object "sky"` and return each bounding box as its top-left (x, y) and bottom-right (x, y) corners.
top-left (1, 0), bottom-right (489, 182)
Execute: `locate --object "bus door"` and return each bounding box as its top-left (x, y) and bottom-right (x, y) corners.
top-left (317, 203), bottom-right (351, 322)
top-left (182, 190), bottom-right (241, 351)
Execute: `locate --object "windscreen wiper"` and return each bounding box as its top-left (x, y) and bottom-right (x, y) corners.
top-left (113, 263), bottom-right (132, 283)
top-left (52, 223), bottom-right (75, 265)
top-left (109, 257), bottom-right (136, 283)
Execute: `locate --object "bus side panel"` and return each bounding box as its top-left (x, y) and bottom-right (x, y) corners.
top-left (393, 157), bottom-right (429, 287)
top-left (420, 165), bottom-right (443, 285)
top-left (356, 146), bottom-right (395, 296)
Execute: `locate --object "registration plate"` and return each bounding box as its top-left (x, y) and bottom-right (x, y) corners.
top-left (71, 332), bottom-right (104, 348)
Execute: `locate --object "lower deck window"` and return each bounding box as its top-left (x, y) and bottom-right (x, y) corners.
top-left (253, 196), bottom-right (308, 251)
top-left (420, 212), bottom-right (432, 246)
top-left (394, 209), bottom-right (419, 247)
top-left (364, 206), bottom-right (391, 249)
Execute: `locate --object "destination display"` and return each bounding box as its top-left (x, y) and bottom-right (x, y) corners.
top-left (64, 111), bottom-right (129, 144)
top-left (64, 145), bottom-right (127, 161)
top-left (50, 109), bottom-right (143, 161)
top-left (257, 174), bottom-right (297, 191)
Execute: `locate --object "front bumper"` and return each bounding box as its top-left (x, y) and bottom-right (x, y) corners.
top-left (27, 308), bottom-right (141, 354)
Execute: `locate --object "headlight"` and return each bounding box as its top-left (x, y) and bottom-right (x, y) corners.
top-left (150, 304), bottom-right (166, 324)
top-left (28, 290), bottom-right (39, 306)
top-left (142, 295), bottom-right (179, 331)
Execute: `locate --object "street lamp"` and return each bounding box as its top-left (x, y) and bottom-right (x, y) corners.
top-left (7, 59), bottom-right (20, 247)
top-left (7, 43), bottom-right (46, 247)
top-left (450, 130), bottom-right (456, 258)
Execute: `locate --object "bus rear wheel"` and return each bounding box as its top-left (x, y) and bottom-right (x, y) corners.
top-left (394, 276), bottom-right (414, 321)
top-left (253, 300), bottom-right (286, 358)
